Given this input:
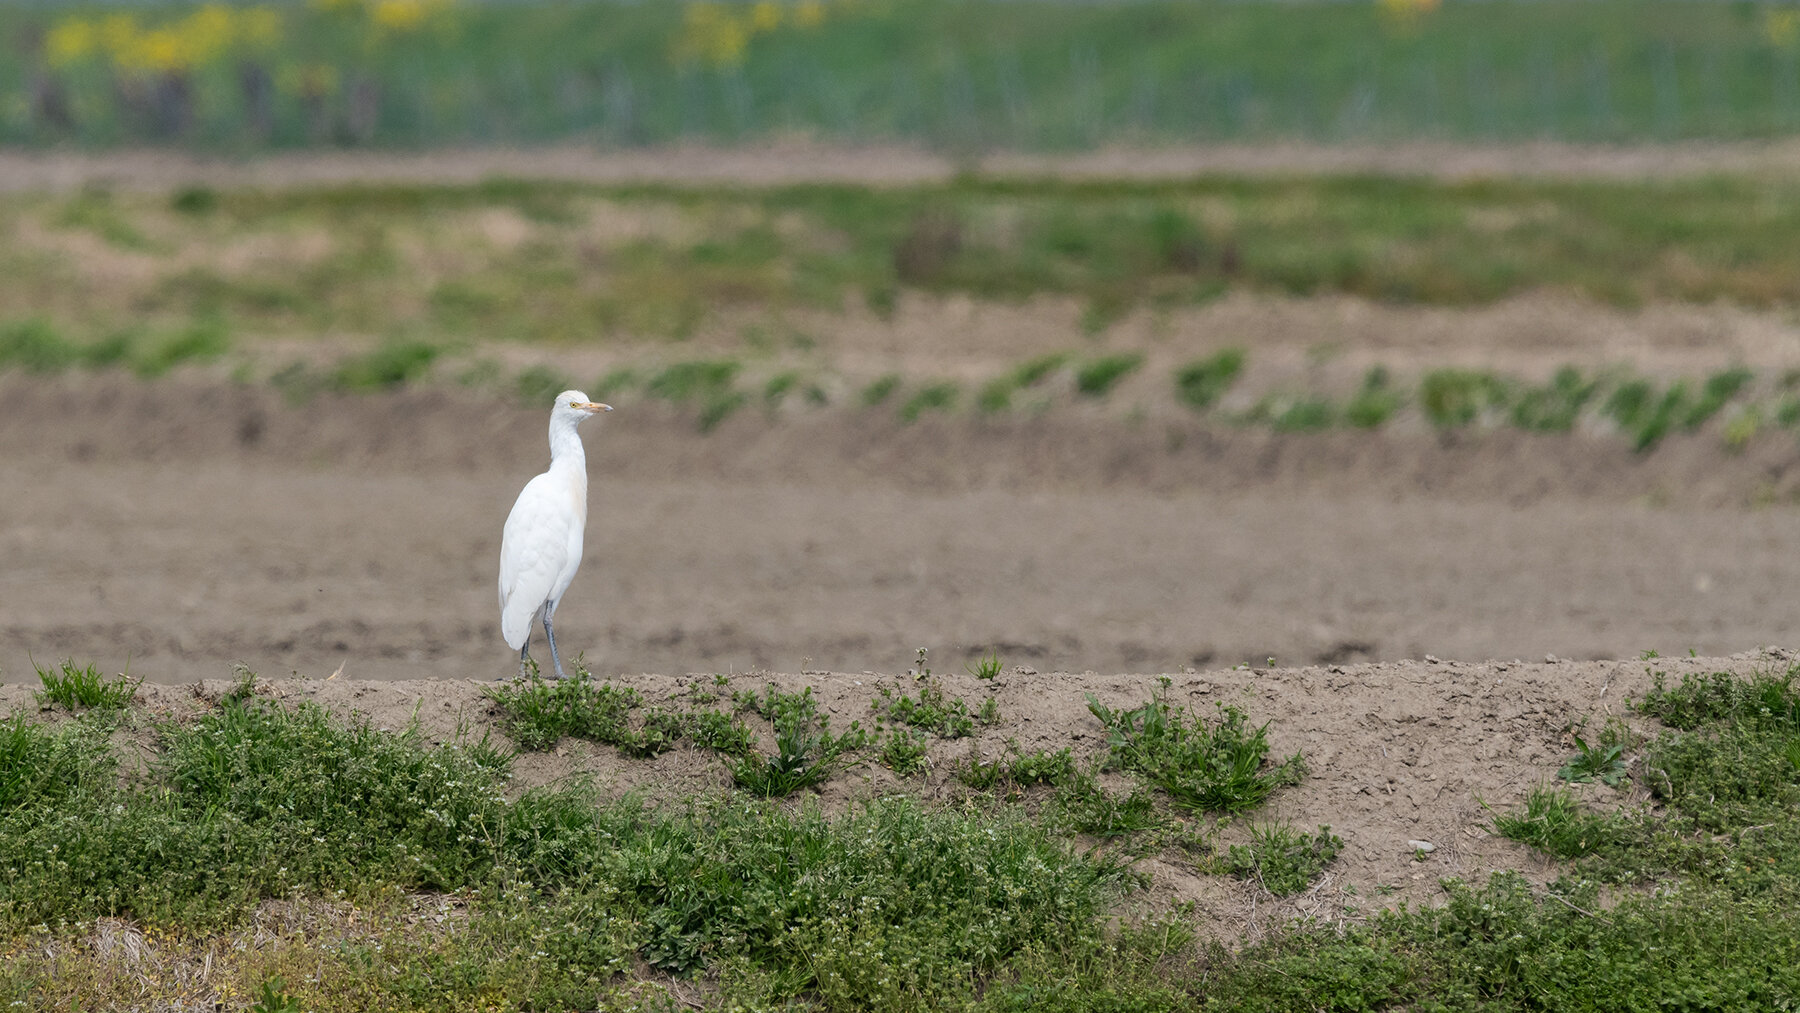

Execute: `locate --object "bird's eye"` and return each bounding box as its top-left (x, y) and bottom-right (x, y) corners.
top-left (568, 401), bottom-right (579, 407)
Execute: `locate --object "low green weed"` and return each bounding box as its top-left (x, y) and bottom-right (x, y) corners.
top-left (1492, 785), bottom-right (1629, 859)
top-left (1011, 353), bottom-right (1069, 388)
top-left (617, 705), bottom-right (686, 758)
top-left (976, 376), bottom-right (1016, 413)
top-left (875, 674), bottom-right (979, 739)
top-left (1075, 353), bottom-right (1143, 397)
top-left (249, 976), bottom-right (302, 1013)
top-left (1343, 365), bottom-right (1403, 428)
top-left (1268, 395), bottom-right (1336, 432)
top-left (1196, 871), bottom-right (1800, 1013)
top-left (686, 708), bottom-right (757, 755)
top-left (899, 381), bottom-right (959, 422)
top-left (1049, 775), bottom-right (1163, 838)
top-left (34, 659), bottom-right (140, 711)
top-left (859, 372), bottom-right (901, 407)
top-left (487, 671), bottom-right (756, 758)
top-left (1510, 366), bottom-right (1598, 432)
top-left (0, 318), bottom-right (78, 373)
top-left (1682, 366), bottom-right (1755, 430)
top-left (728, 685), bottom-right (867, 796)
top-left (1419, 368), bottom-right (1509, 429)
top-left (513, 363), bottom-right (575, 406)
top-left (1639, 665), bottom-right (1800, 731)
top-left (643, 359), bottom-right (746, 431)
top-left (1086, 684), bottom-right (1304, 813)
top-left (1557, 731), bottom-right (1629, 786)
top-left (0, 714), bottom-right (116, 810)
top-left (957, 745), bottom-right (1080, 791)
top-left (331, 340), bottom-right (439, 390)
top-left (966, 649), bottom-right (1004, 679)
top-left (484, 670), bottom-right (639, 750)
top-left (1226, 823), bottom-right (1344, 896)
top-left (1643, 724), bottom-right (1800, 833)
top-left (879, 728), bottom-right (931, 777)
top-left (644, 359), bottom-right (738, 402)
top-left (1173, 349), bottom-right (1244, 411)
top-left (132, 318), bottom-right (230, 378)
top-left (1604, 378), bottom-right (1691, 451)
top-left (0, 698), bottom-right (1132, 1007)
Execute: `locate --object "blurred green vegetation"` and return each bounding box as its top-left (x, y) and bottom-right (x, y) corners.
top-left (17, 174), bottom-right (1800, 351)
top-left (13, 1), bottom-right (1800, 148)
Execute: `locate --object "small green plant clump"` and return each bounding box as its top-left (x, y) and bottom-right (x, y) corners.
top-left (1086, 681), bottom-right (1304, 813)
top-left (879, 728), bottom-right (932, 777)
top-left (1226, 823), bottom-right (1345, 896)
top-left (484, 668), bottom-right (642, 750)
top-left (1493, 666), bottom-right (1800, 896)
top-left (728, 684), bottom-right (868, 796)
top-left (1493, 784), bottom-right (1630, 859)
top-left (1049, 775), bottom-right (1164, 838)
top-left (1557, 730), bottom-right (1630, 786)
top-left (876, 681), bottom-right (974, 738)
top-left (1420, 368), bottom-right (1511, 429)
top-left (966, 649), bottom-right (1004, 680)
top-left (644, 359), bottom-right (747, 432)
top-left (1173, 348), bottom-right (1245, 411)
top-left (1075, 353), bottom-right (1143, 397)
top-left (1343, 365), bottom-right (1404, 428)
top-left (957, 744), bottom-right (1081, 791)
top-left (330, 340), bottom-right (439, 391)
top-left (485, 668), bottom-right (754, 757)
top-left (899, 380), bottom-right (959, 422)
top-left (33, 659), bottom-right (140, 711)
top-left (1639, 666), bottom-right (1800, 731)
top-left (870, 647), bottom-right (999, 739)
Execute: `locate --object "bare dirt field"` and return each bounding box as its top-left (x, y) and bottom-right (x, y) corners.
top-left (0, 649), bottom-right (1778, 935)
top-left (17, 139), bottom-right (1800, 193)
top-left (4, 351), bottom-right (1799, 687)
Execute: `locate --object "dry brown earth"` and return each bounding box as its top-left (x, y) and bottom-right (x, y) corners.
top-left (18, 139), bottom-right (1800, 192)
top-left (4, 361), bottom-right (1800, 686)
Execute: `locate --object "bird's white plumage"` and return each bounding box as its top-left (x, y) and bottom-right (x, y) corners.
top-left (498, 468), bottom-right (586, 648)
top-left (497, 391), bottom-right (610, 671)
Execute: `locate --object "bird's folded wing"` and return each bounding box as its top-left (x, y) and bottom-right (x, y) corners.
top-left (498, 476), bottom-right (574, 650)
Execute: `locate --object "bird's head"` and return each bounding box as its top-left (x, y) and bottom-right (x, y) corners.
top-left (552, 390), bottom-right (613, 424)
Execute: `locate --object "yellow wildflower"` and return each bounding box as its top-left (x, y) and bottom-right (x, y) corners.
top-left (180, 4), bottom-right (236, 65)
top-left (1377, 0), bottom-right (1439, 34)
top-left (132, 27), bottom-right (189, 72)
top-left (372, 0), bottom-right (427, 33)
top-left (45, 18), bottom-right (97, 67)
top-left (674, 2), bottom-right (750, 67)
top-left (793, 0), bottom-right (826, 29)
top-left (750, 0), bottom-right (783, 32)
top-left (1768, 9), bottom-right (1800, 48)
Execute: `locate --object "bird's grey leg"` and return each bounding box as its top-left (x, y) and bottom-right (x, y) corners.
top-left (543, 601), bottom-right (567, 680)
top-left (518, 638), bottom-right (533, 680)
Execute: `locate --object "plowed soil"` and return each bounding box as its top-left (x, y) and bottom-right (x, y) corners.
top-left (4, 357), bottom-right (1800, 685)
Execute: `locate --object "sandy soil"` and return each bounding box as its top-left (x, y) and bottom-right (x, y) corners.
top-left (16, 139), bottom-right (1800, 193)
top-left (3, 370), bottom-right (1799, 686)
top-left (2, 649), bottom-right (1779, 936)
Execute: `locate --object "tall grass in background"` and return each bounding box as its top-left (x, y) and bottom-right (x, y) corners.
top-left (10, 0), bottom-right (1800, 150)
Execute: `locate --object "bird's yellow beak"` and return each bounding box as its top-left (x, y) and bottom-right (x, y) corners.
top-left (582, 402), bottom-right (613, 413)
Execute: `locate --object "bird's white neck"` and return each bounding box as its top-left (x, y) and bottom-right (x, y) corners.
top-left (548, 416), bottom-right (588, 472)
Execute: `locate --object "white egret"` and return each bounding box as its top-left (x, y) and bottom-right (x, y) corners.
top-left (499, 390), bottom-right (612, 679)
